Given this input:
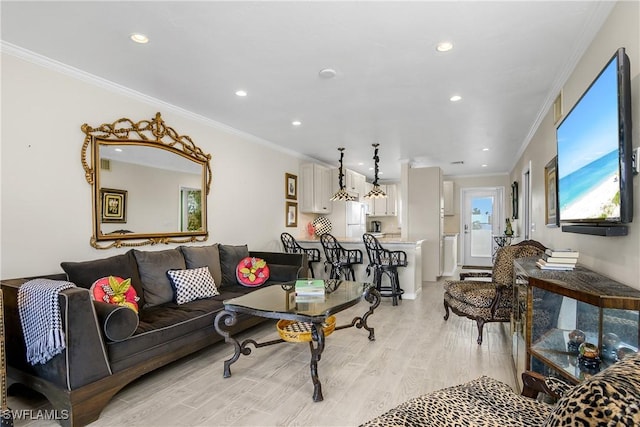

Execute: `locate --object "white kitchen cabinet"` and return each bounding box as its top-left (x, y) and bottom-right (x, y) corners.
top-left (443, 180), bottom-right (454, 216)
top-left (346, 169), bottom-right (366, 199)
top-left (386, 184), bottom-right (397, 215)
top-left (333, 168), bottom-right (367, 200)
top-left (368, 183), bottom-right (398, 216)
top-left (300, 163), bottom-right (332, 214)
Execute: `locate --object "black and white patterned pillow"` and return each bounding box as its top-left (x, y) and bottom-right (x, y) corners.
top-left (166, 266), bottom-right (219, 305)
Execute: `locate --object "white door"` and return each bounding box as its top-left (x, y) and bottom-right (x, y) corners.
top-left (461, 187), bottom-right (504, 267)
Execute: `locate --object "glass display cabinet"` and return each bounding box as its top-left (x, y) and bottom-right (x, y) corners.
top-left (513, 257), bottom-right (640, 385)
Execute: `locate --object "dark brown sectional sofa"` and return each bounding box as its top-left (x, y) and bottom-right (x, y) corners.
top-left (1, 244), bottom-right (306, 427)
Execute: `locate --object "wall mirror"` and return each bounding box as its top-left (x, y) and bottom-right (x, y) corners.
top-left (81, 113), bottom-right (212, 249)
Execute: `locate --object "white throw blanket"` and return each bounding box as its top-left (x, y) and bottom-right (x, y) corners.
top-left (18, 278), bottom-right (76, 365)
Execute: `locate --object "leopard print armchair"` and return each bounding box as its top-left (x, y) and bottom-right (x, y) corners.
top-left (361, 352), bottom-right (640, 427)
top-left (443, 241), bottom-right (546, 344)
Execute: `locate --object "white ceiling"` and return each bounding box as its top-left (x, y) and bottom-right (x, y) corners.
top-left (1, 1), bottom-right (614, 180)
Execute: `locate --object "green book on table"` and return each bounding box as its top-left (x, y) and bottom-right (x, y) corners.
top-left (295, 279), bottom-right (325, 295)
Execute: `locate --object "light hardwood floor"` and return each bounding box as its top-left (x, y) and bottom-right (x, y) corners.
top-left (9, 276), bottom-right (516, 427)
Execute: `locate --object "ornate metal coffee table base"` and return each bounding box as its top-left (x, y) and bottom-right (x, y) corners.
top-left (213, 287), bottom-right (380, 402)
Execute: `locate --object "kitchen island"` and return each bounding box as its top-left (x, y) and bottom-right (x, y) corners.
top-left (296, 236), bottom-right (425, 300)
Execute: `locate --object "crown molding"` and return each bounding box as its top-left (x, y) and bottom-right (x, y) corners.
top-left (510, 1), bottom-right (616, 172)
top-left (1, 41), bottom-right (313, 161)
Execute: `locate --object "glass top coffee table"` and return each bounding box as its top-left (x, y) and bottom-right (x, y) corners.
top-left (214, 280), bottom-right (380, 401)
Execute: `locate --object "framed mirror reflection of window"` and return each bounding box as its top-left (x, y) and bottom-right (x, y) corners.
top-left (82, 113), bottom-right (212, 249)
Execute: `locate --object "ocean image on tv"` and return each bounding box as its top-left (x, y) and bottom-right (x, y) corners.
top-left (557, 53), bottom-right (620, 222)
top-left (557, 55), bottom-right (620, 222)
top-left (558, 150), bottom-right (620, 220)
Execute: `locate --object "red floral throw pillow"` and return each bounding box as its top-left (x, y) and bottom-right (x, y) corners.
top-left (236, 257), bottom-right (270, 287)
top-left (90, 276), bottom-right (140, 313)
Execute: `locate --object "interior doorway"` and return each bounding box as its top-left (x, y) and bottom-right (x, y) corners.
top-left (461, 187), bottom-right (504, 267)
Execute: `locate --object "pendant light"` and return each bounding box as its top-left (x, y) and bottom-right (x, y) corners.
top-left (364, 143), bottom-right (387, 199)
top-left (330, 148), bottom-right (357, 201)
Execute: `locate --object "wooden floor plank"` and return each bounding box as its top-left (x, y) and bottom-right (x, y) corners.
top-left (8, 275), bottom-right (517, 426)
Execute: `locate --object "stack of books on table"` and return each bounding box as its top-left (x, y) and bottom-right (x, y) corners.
top-left (536, 249), bottom-right (579, 271)
top-left (295, 279), bottom-right (325, 302)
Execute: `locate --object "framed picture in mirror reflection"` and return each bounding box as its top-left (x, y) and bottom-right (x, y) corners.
top-left (101, 188), bottom-right (127, 223)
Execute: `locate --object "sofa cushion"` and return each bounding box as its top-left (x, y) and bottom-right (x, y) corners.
top-left (133, 249), bottom-right (186, 308)
top-left (106, 297), bottom-right (224, 365)
top-left (167, 266), bottom-right (219, 304)
top-left (236, 257), bottom-right (270, 287)
top-left (265, 264), bottom-right (299, 283)
top-left (219, 244), bottom-right (250, 288)
top-left (90, 276), bottom-right (140, 313)
top-left (544, 353), bottom-right (640, 426)
top-left (61, 249), bottom-right (146, 308)
top-left (93, 301), bottom-right (139, 342)
top-left (179, 244), bottom-right (222, 288)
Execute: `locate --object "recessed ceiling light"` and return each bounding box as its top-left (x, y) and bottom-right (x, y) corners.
top-left (482, 148), bottom-right (490, 152)
top-left (318, 68), bottom-right (337, 79)
top-left (436, 41), bottom-right (453, 52)
top-left (450, 95), bottom-right (462, 102)
top-left (114, 148), bottom-right (123, 152)
top-left (130, 33), bottom-right (149, 44)
top-left (481, 164), bottom-right (488, 168)
top-left (369, 167), bottom-right (374, 171)
top-left (235, 90), bottom-right (247, 97)
top-left (358, 162), bottom-right (364, 166)
top-left (292, 120), bottom-right (302, 126)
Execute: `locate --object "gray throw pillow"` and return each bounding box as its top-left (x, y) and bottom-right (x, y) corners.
top-left (133, 249), bottom-right (186, 308)
top-left (219, 244), bottom-right (250, 288)
top-left (179, 244), bottom-right (222, 287)
top-left (61, 249), bottom-right (146, 309)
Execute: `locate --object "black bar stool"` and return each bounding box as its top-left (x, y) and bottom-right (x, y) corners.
top-left (319, 233), bottom-right (362, 281)
top-left (280, 232), bottom-right (321, 278)
top-left (362, 233), bottom-right (407, 306)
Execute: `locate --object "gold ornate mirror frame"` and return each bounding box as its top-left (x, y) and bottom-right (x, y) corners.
top-left (81, 113), bottom-right (212, 249)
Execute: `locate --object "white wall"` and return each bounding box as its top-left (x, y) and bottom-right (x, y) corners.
top-left (442, 174), bottom-right (510, 234)
top-left (100, 160), bottom-right (202, 234)
top-left (1, 52), bottom-right (305, 278)
top-left (510, 1), bottom-right (640, 289)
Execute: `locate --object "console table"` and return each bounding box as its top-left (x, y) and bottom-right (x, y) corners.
top-left (512, 257), bottom-right (640, 389)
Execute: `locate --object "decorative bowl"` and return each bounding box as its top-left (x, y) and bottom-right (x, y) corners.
top-left (578, 342), bottom-right (599, 359)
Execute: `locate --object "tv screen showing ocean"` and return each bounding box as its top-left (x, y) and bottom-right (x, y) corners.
top-left (558, 149), bottom-right (619, 220)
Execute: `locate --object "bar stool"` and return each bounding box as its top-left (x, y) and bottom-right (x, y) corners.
top-left (319, 233), bottom-right (363, 281)
top-left (280, 232), bottom-right (322, 278)
top-left (362, 233), bottom-right (407, 306)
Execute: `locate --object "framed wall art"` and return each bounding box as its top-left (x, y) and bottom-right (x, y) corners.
top-left (285, 173), bottom-right (297, 200)
top-left (101, 188), bottom-right (127, 223)
top-left (511, 181), bottom-right (519, 219)
top-left (545, 156), bottom-right (559, 227)
top-left (286, 201), bottom-right (298, 228)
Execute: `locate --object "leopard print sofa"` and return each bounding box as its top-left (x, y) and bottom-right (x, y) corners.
top-left (360, 352), bottom-right (640, 427)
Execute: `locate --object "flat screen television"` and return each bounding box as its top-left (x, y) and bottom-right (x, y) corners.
top-left (556, 47), bottom-right (633, 225)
